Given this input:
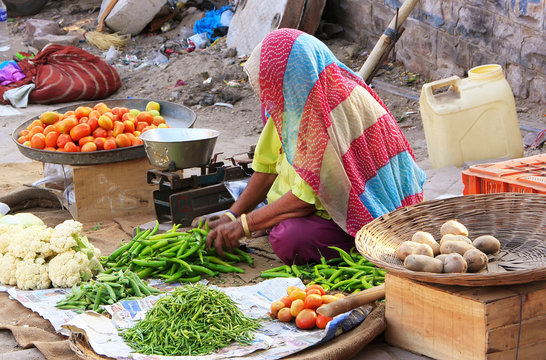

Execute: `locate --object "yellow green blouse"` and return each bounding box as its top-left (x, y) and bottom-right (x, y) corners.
top-left (251, 118), bottom-right (330, 219)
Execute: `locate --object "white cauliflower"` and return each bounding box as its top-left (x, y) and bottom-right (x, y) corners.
top-left (50, 220), bottom-right (83, 253)
top-left (7, 225), bottom-right (54, 260)
top-left (0, 253), bottom-right (20, 285)
top-left (48, 250), bottom-right (94, 288)
top-left (15, 256), bottom-right (51, 290)
top-left (0, 224), bottom-right (24, 255)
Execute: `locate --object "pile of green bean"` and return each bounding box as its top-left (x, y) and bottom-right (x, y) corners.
top-left (102, 222), bottom-right (253, 283)
top-left (121, 283), bottom-right (261, 356)
top-left (260, 246), bottom-right (386, 293)
top-left (56, 269), bottom-right (160, 313)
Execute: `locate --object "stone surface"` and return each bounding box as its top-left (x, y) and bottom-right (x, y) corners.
top-left (492, 14), bottom-right (524, 64)
top-left (335, 0), bottom-right (544, 103)
top-left (31, 31), bottom-right (84, 51)
top-left (100, 0), bottom-right (167, 36)
top-left (397, 20), bottom-right (438, 74)
top-left (455, 5), bottom-right (495, 51)
top-left (521, 31), bottom-right (546, 73)
top-left (505, 63), bottom-right (529, 99)
top-left (436, 31), bottom-right (469, 78)
top-left (527, 72), bottom-right (546, 103)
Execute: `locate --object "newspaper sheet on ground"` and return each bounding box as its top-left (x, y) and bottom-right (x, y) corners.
top-left (2, 278), bottom-right (371, 359)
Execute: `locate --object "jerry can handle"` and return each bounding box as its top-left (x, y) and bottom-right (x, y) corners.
top-left (423, 76), bottom-right (461, 98)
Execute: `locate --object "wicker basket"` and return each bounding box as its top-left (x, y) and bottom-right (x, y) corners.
top-left (355, 193), bottom-right (546, 286)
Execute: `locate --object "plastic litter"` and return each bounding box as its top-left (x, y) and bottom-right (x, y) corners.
top-left (104, 45), bottom-right (119, 64)
top-left (193, 5), bottom-right (233, 42)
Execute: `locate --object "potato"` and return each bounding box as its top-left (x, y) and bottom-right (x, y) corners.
top-left (463, 249), bottom-right (488, 272)
top-left (435, 254), bottom-right (449, 262)
top-left (443, 253), bottom-right (468, 273)
top-left (473, 235), bottom-right (501, 255)
top-left (404, 254), bottom-right (444, 273)
top-left (395, 241), bottom-right (420, 261)
top-left (412, 231), bottom-right (440, 256)
top-left (440, 240), bottom-right (475, 256)
top-left (440, 220), bottom-right (469, 236)
top-left (413, 243), bottom-right (434, 257)
top-left (440, 234), bottom-right (472, 246)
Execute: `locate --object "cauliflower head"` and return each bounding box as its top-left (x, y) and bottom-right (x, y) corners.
top-left (48, 250), bottom-right (93, 288)
top-left (0, 253), bottom-right (20, 286)
top-left (7, 225), bottom-right (54, 260)
top-left (15, 256), bottom-right (51, 290)
top-left (0, 224), bottom-right (24, 255)
top-left (50, 220), bottom-right (83, 253)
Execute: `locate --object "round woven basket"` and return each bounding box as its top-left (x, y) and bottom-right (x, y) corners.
top-left (355, 193), bottom-right (546, 286)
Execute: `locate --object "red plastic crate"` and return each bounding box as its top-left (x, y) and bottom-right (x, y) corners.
top-left (462, 154), bottom-right (546, 195)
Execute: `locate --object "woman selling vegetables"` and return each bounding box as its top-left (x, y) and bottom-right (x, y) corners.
top-left (206, 29), bottom-right (425, 265)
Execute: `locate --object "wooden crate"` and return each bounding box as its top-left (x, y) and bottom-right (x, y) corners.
top-left (68, 158), bottom-right (155, 222)
top-left (385, 274), bottom-right (546, 360)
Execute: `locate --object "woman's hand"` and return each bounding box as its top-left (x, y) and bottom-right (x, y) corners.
top-left (206, 219), bottom-right (245, 257)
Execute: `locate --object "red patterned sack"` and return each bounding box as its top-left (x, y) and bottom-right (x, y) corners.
top-left (0, 44), bottom-right (121, 104)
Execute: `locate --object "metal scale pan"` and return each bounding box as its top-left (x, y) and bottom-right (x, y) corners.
top-left (11, 98), bottom-right (197, 166)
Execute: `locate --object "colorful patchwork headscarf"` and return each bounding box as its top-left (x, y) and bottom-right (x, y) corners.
top-left (248, 28), bottom-right (425, 236)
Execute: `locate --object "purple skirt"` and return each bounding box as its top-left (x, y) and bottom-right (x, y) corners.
top-left (268, 214), bottom-right (355, 265)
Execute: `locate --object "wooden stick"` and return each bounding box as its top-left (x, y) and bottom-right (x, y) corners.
top-left (358, 0), bottom-right (419, 81)
top-left (317, 283), bottom-right (385, 318)
top-left (97, 0), bottom-right (119, 32)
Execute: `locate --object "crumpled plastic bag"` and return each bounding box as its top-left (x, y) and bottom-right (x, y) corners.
top-left (0, 61), bottom-right (26, 86)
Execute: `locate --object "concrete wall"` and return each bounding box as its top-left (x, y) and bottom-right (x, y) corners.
top-left (337, 0), bottom-right (545, 103)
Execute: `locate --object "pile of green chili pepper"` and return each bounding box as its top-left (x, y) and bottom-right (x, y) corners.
top-left (260, 246), bottom-right (385, 293)
top-left (56, 269), bottom-right (160, 313)
top-left (101, 221), bottom-right (253, 283)
top-left (121, 283), bottom-right (261, 356)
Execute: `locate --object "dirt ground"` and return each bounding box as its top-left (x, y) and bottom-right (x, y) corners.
top-left (6, 0), bottom-right (544, 167)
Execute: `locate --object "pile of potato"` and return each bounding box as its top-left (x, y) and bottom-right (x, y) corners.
top-left (395, 220), bottom-right (501, 274)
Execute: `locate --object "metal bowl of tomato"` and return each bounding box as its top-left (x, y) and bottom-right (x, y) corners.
top-left (12, 98), bottom-right (197, 165)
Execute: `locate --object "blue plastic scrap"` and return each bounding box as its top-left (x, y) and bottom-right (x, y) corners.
top-left (193, 5), bottom-right (233, 41)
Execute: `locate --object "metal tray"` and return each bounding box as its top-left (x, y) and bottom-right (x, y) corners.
top-left (11, 98), bottom-right (197, 166)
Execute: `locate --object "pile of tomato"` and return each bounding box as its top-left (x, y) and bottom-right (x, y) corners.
top-left (269, 284), bottom-right (344, 330)
top-left (17, 101), bottom-right (169, 152)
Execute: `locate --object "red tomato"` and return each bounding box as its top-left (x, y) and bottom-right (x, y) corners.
top-left (280, 295), bottom-right (292, 308)
top-left (277, 307), bottom-right (294, 322)
top-left (40, 111), bottom-right (59, 125)
top-left (94, 137), bottom-right (106, 150)
top-left (115, 133), bottom-right (131, 148)
top-left (289, 289), bottom-right (306, 302)
top-left (81, 142), bottom-right (97, 152)
top-left (78, 136), bottom-right (95, 146)
top-left (103, 138), bottom-right (117, 150)
top-left (28, 125), bottom-right (44, 138)
top-left (123, 120), bottom-right (135, 133)
top-left (270, 301), bottom-right (285, 318)
top-left (70, 123), bottom-right (92, 142)
top-left (27, 119), bottom-right (43, 130)
top-left (75, 106), bottom-right (92, 119)
top-left (30, 133), bottom-right (46, 149)
top-left (315, 313), bottom-right (333, 329)
top-left (296, 309), bottom-right (318, 330)
top-left (98, 115), bottom-right (113, 130)
top-left (321, 295), bottom-right (337, 304)
top-left (305, 289), bottom-right (322, 296)
top-left (56, 117), bottom-right (78, 134)
top-left (306, 284), bottom-right (326, 296)
top-left (136, 111), bottom-right (154, 125)
top-left (135, 121), bottom-right (148, 132)
top-left (122, 112), bottom-right (136, 123)
top-left (93, 127), bottom-right (108, 138)
top-left (64, 141), bottom-right (78, 152)
top-left (304, 294), bottom-right (323, 310)
top-left (87, 117), bottom-right (99, 131)
top-left (290, 299), bottom-right (305, 317)
top-left (56, 133), bottom-right (72, 148)
top-left (152, 115), bottom-right (166, 126)
top-left (43, 125), bottom-right (57, 135)
top-left (131, 137), bottom-right (143, 146)
top-left (45, 131), bottom-right (60, 148)
top-left (112, 121), bottom-right (125, 137)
